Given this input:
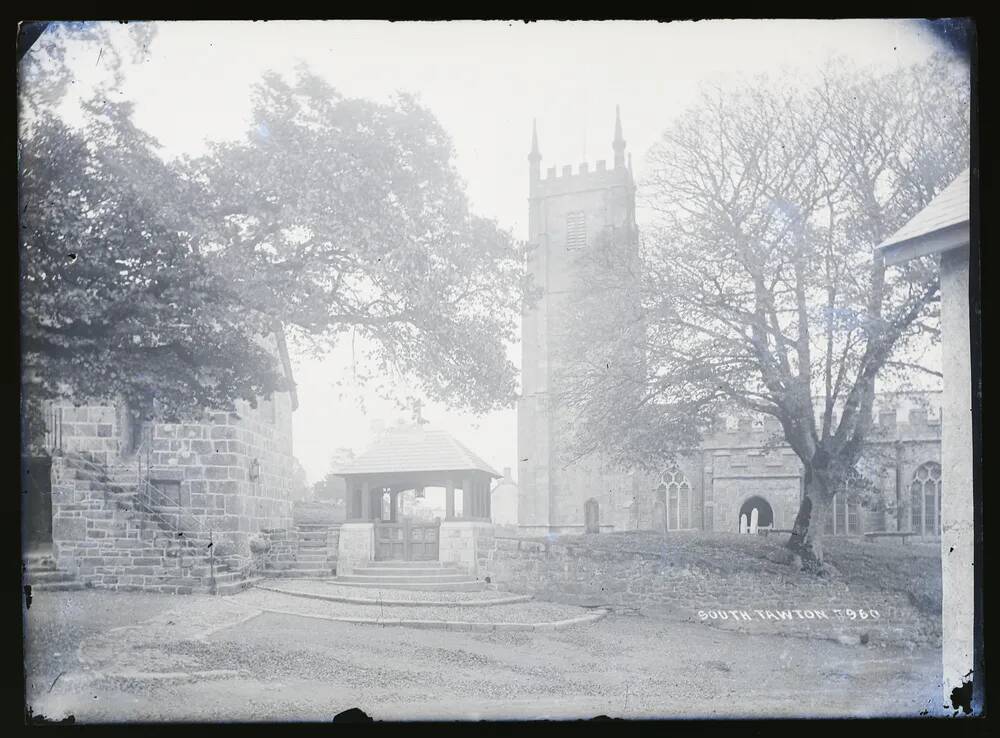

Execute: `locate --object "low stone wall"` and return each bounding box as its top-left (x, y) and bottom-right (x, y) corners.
top-left (336, 523), bottom-right (374, 575)
top-left (327, 525), bottom-right (341, 561)
top-left (440, 520), bottom-right (494, 575)
top-left (479, 533), bottom-right (941, 648)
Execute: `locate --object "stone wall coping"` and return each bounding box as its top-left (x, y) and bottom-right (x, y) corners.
top-left (492, 536), bottom-right (681, 563)
top-left (440, 520), bottom-right (495, 528)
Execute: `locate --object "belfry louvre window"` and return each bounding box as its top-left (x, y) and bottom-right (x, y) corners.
top-left (566, 211), bottom-right (587, 249)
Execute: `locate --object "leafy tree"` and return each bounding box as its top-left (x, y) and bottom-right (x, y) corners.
top-left (312, 447), bottom-right (354, 504)
top-left (559, 54), bottom-right (969, 569)
top-left (186, 67), bottom-right (529, 414)
top-left (19, 98), bottom-right (287, 443)
top-left (19, 27), bottom-right (529, 447)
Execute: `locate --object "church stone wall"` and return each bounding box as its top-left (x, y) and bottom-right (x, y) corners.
top-left (146, 393), bottom-right (294, 558)
top-left (620, 403), bottom-right (943, 537)
top-left (45, 383), bottom-right (296, 571)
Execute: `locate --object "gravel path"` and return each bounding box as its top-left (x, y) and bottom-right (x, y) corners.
top-left (229, 588), bottom-right (591, 625)
top-left (257, 578), bottom-right (528, 605)
top-left (23, 590), bottom-right (176, 705)
top-left (31, 603), bottom-right (944, 721)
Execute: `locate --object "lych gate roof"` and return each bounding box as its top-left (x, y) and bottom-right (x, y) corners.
top-left (334, 423), bottom-right (501, 478)
top-left (876, 168), bottom-right (970, 258)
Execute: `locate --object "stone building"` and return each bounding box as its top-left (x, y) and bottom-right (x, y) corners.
top-left (517, 108), bottom-right (640, 535)
top-left (23, 328), bottom-right (298, 592)
top-left (626, 392), bottom-right (942, 538)
top-left (515, 109), bottom-right (944, 541)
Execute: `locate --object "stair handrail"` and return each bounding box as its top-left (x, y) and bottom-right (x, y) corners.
top-left (64, 451), bottom-right (203, 534)
top-left (63, 448), bottom-right (217, 593)
top-left (130, 437), bottom-right (216, 591)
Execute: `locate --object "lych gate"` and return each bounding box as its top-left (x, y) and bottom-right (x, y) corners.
top-left (335, 423), bottom-right (499, 569)
top-left (375, 517), bottom-right (440, 561)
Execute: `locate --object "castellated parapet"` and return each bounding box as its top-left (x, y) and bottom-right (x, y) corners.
top-left (534, 158), bottom-right (632, 198)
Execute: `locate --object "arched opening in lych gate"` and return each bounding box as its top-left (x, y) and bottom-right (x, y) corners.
top-left (738, 496), bottom-right (774, 530)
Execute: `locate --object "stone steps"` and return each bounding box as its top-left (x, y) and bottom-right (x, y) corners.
top-left (28, 580), bottom-right (90, 592)
top-left (215, 576), bottom-right (264, 596)
top-left (333, 558), bottom-right (483, 591)
top-left (22, 554), bottom-right (86, 591)
top-left (24, 554), bottom-right (55, 568)
top-left (337, 573), bottom-right (474, 585)
top-left (332, 579), bottom-right (486, 592)
top-left (295, 551), bottom-right (328, 562)
top-left (25, 569), bottom-right (77, 584)
top-left (264, 563), bottom-right (336, 577)
top-left (352, 566), bottom-right (465, 577)
top-left (362, 560), bottom-right (452, 569)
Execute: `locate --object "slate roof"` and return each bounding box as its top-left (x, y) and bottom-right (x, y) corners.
top-left (334, 424), bottom-right (501, 477)
top-left (877, 168), bottom-right (970, 251)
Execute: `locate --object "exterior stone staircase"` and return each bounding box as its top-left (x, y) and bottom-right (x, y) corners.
top-left (334, 561), bottom-right (487, 592)
top-left (54, 452), bottom-right (255, 595)
top-left (23, 550), bottom-right (87, 592)
top-left (263, 524), bottom-right (337, 578)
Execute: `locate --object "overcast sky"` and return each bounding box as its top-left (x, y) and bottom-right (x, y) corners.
top-left (31, 19), bottom-right (953, 484)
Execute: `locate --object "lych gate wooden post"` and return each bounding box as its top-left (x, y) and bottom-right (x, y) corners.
top-left (445, 479), bottom-right (455, 520)
top-left (361, 480), bottom-right (371, 520)
top-left (585, 498), bottom-right (600, 534)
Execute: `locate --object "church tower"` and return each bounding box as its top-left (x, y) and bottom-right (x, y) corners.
top-left (518, 108), bottom-right (640, 534)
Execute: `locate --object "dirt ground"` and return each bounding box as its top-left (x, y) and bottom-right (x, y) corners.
top-left (24, 590), bottom-right (947, 722)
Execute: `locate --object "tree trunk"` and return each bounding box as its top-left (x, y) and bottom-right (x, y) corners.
top-left (786, 470), bottom-right (831, 571)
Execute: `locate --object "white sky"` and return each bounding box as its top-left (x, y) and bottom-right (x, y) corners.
top-left (31, 19), bottom-right (950, 484)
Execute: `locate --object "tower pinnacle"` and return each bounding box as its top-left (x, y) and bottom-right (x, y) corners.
top-left (613, 105), bottom-right (626, 169)
top-left (529, 118), bottom-right (541, 183)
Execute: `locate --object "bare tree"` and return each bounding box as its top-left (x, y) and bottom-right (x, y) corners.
top-left (559, 54), bottom-right (969, 570)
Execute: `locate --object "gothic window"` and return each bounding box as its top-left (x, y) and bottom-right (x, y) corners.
top-left (660, 464), bottom-right (692, 530)
top-left (566, 211), bottom-right (587, 250)
top-left (910, 462), bottom-right (942, 536)
top-left (826, 492), bottom-right (863, 535)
